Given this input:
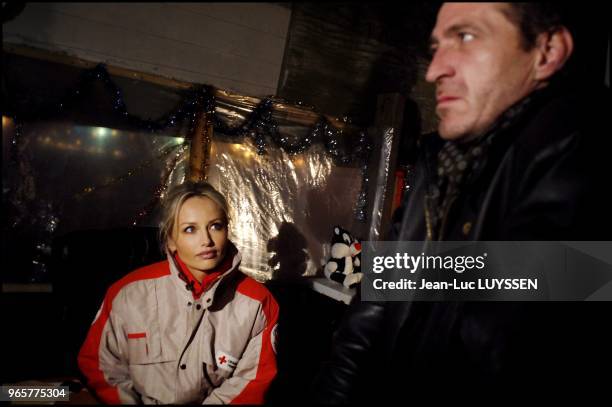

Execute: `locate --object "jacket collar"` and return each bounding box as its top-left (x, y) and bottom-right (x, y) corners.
top-left (167, 242), bottom-right (242, 301)
top-left (420, 84), bottom-right (558, 190)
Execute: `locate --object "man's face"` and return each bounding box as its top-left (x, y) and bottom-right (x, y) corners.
top-left (426, 3), bottom-right (540, 141)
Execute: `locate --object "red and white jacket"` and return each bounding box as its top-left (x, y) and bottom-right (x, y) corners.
top-left (78, 248), bottom-right (279, 404)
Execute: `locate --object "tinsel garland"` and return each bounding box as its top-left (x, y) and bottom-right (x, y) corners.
top-left (74, 143), bottom-right (184, 200)
top-left (8, 63), bottom-right (373, 222)
top-left (132, 144), bottom-right (188, 226)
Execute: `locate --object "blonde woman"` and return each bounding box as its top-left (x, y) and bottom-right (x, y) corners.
top-left (78, 181), bottom-right (279, 404)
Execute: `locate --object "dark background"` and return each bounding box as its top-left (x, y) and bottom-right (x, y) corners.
top-left (2, 2), bottom-right (610, 403)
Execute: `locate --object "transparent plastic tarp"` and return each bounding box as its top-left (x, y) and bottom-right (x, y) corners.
top-left (206, 138), bottom-right (366, 282)
top-left (2, 117), bottom-right (188, 282)
top-left (200, 92), bottom-right (395, 283)
top-left (2, 120), bottom-right (188, 234)
top-left (368, 127), bottom-right (395, 241)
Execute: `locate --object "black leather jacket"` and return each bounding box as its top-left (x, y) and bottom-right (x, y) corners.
top-left (312, 84), bottom-right (612, 403)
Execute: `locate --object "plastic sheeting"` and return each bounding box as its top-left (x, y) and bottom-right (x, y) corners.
top-left (206, 138), bottom-right (362, 282)
top-left (203, 126), bottom-right (395, 283)
top-left (368, 127), bottom-right (395, 242)
top-left (191, 89), bottom-right (397, 283)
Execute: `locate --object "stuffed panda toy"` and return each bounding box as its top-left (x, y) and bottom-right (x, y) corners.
top-left (323, 225), bottom-right (362, 288)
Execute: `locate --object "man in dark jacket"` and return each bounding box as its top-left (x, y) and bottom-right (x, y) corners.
top-left (312, 3), bottom-right (611, 403)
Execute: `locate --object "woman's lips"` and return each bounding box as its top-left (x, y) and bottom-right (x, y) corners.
top-left (437, 95), bottom-right (460, 104)
top-left (197, 251), bottom-right (217, 260)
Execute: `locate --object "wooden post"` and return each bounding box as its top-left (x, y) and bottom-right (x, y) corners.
top-left (188, 109), bottom-right (213, 182)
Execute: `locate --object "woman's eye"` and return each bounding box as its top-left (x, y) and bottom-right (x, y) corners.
top-left (184, 226), bottom-right (195, 233)
top-left (210, 222), bottom-right (226, 231)
top-left (459, 32), bottom-right (475, 42)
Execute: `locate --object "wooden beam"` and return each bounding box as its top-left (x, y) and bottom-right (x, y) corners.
top-left (3, 43), bottom-right (192, 90)
top-left (3, 43), bottom-right (357, 131)
top-left (188, 110), bottom-right (213, 182)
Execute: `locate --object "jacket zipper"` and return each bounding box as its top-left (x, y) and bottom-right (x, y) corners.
top-left (424, 194), bottom-right (457, 241)
top-left (437, 195), bottom-right (457, 241)
top-left (424, 196), bottom-right (434, 241)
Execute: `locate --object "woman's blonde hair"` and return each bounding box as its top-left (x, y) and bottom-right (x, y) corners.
top-left (158, 181), bottom-right (230, 251)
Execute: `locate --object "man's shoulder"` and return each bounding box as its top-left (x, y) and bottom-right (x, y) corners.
top-left (513, 85), bottom-right (610, 157)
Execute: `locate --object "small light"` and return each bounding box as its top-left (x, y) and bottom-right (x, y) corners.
top-left (93, 127), bottom-right (110, 138)
top-left (175, 137), bottom-right (185, 144)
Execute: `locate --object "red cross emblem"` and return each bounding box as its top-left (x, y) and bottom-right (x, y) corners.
top-left (218, 355), bottom-right (227, 364)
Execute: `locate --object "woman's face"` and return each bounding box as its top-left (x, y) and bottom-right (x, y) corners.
top-left (168, 196), bottom-right (229, 274)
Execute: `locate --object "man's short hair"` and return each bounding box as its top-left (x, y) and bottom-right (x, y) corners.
top-left (501, 3), bottom-right (569, 51)
top-left (501, 2), bottom-right (608, 85)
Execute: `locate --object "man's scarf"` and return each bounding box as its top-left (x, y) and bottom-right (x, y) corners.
top-left (427, 88), bottom-right (547, 240)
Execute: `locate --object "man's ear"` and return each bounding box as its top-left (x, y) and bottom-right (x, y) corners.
top-left (533, 26), bottom-right (574, 81)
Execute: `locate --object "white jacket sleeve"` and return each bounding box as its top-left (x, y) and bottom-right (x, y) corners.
top-left (78, 289), bottom-right (141, 404)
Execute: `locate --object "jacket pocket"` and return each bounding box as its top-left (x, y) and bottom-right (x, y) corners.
top-left (127, 326), bottom-right (176, 365)
top-left (127, 332), bottom-right (150, 363)
top-left (127, 328), bottom-right (177, 404)
top-left (124, 280), bottom-right (178, 365)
